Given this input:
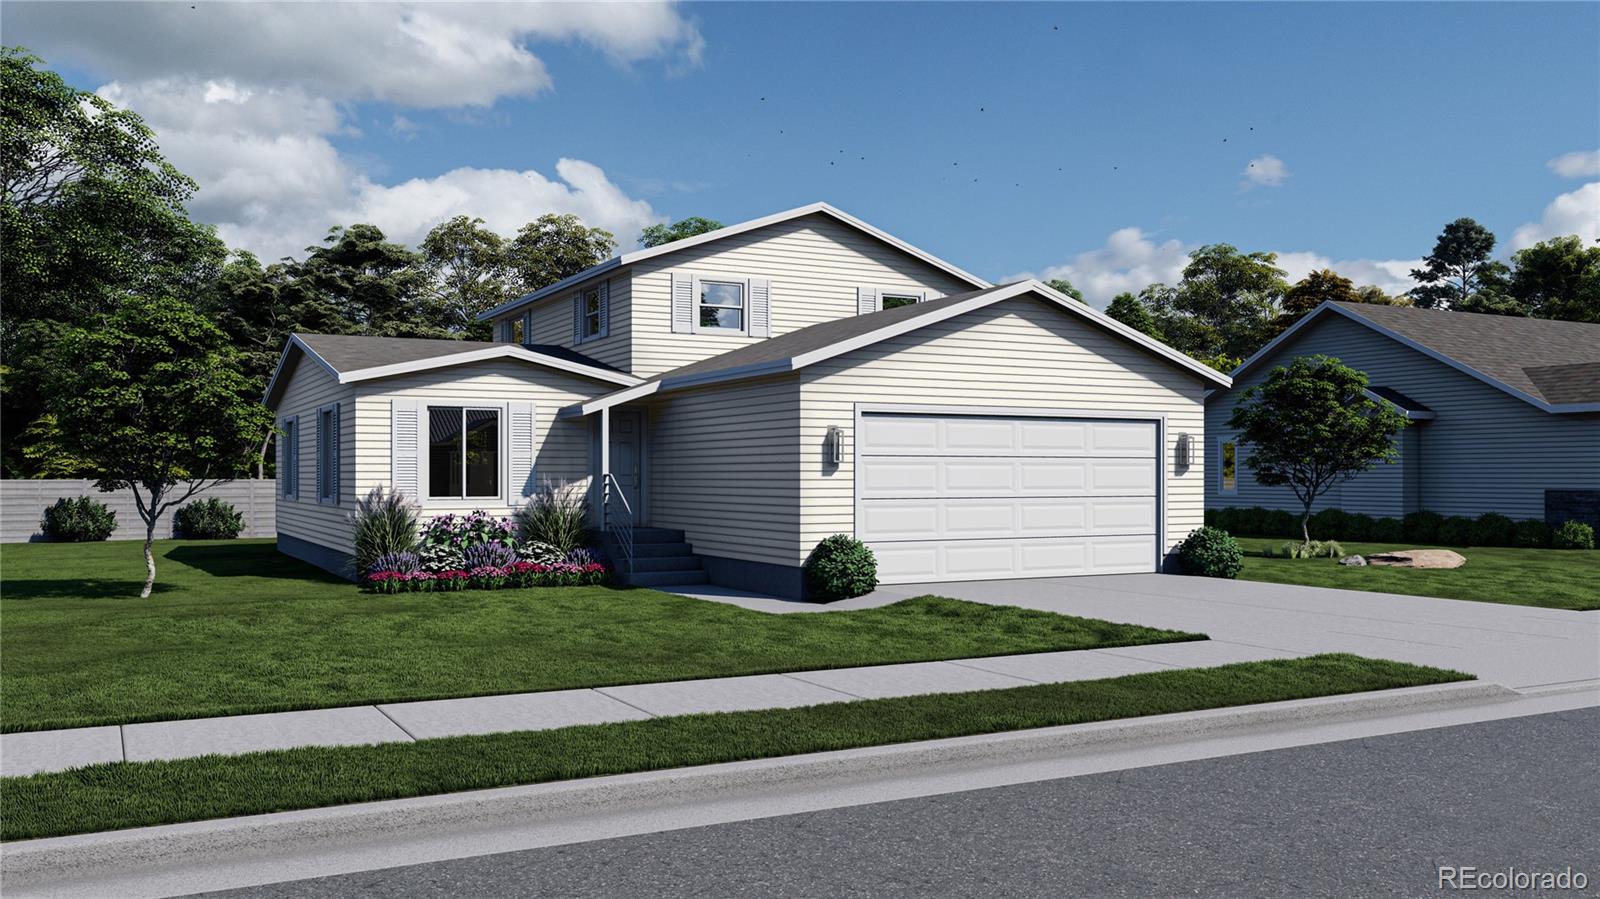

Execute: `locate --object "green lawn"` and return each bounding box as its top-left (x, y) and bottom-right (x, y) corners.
top-left (0, 539), bottom-right (1199, 733)
top-left (1235, 538), bottom-right (1600, 611)
top-left (0, 654), bottom-right (1467, 841)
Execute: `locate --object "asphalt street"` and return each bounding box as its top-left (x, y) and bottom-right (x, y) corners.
top-left (192, 708), bottom-right (1599, 899)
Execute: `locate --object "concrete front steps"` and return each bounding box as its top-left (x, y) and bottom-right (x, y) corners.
top-left (606, 527), bottom-right (708, 588)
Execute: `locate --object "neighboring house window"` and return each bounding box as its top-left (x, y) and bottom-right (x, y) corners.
top-left (880, 293), bottom-right (921, 310)
top-left (1219, 440), bottom-right (1238, 495)
top-left (699, 279), bottom-right (745, 331)
top-left (428, 406), bottom-right (500, 499)
top-left (582, 287), bottom-right (603, 339)
top-left (279, 417), bottom-right (299, 498)
top-left (504, 316), bottom-right (525, 344)
top-left (315, 404), bottom-right (339, 504)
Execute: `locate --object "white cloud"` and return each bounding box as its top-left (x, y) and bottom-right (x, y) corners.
top-left (1548, 150), bottom-right (1600, 179)
top-left (1015, 228), bottom-right (1423, 307)
top-left (4, 2), bottom-right (696, 260)
top-left (1011, 227), bottom-right (1191, 307)
top-left (1241, 154), bottom-right (1289, 189)
top-left (1510, 182), bottom-right (1600, 251)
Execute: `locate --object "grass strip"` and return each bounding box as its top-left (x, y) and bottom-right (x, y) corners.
top-left (2, 654), bottom-right (1468, 841)
top-left (2, 541), bottom-right (1203, 732)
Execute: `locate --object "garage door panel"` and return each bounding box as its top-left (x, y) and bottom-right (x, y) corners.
top-left (942, 502), bottom-right (1017, 537)
top-left (1089, 461), bottom-right (1157, 494)
top-left (1087, 499), bottom-right (1157, 532)
top-left (1017, 501), bottom-right (1088, 535)
top-left (943, 419), bottom-right (1017, 453)
top-left (1017, 420), bottom-right (1089, 454)
top-left (1089, 537), bottom-right (1160, 573)
top-left (943, 542), bottom-right (1019, 579)
top-left (861, 461), bottom-right (938, 496)
top-left (942, 460), bottom-right (1017, 494)
top-left (859, 502), bottom-right (942, 541)
top-left (869, 535), bottom-right (1157, 583)
top-left (1017, 459), bottom-right (1089, 493)
top-left (861, 416), bottom-right (940, 453)
top-left (1087, 421), bottom-right (1159, 456)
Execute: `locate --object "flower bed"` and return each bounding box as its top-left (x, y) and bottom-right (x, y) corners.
top-left (365, 561), bottom-right (610, 594)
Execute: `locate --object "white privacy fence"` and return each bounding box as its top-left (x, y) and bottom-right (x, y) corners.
top-left (0, 479), bottom-right (276, 543)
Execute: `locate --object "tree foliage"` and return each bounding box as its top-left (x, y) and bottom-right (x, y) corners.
top-left (639, 216), bottom-right (723, 248)
top-left (1045, 278), bottom-right (1085, 302)
top-left (1506, 235), bottom-right (1600, 323)
top-left (1227, 355), bottom-right (1409, 545)
top-left (420, 215), bottom-right (512, 335)
top-left (1105, 292), bottom-right (1160, 337)
top-left (508, 213), bottom-right (617, 293)
top-left (46, 297), bottom-right (274, 596)
top-left (1283, 269), bottom-right (1358, 316)
top-left (1143, 245), bottom-right (1287, 363)
top-left (1409, 217), bottom-right (1507, 310)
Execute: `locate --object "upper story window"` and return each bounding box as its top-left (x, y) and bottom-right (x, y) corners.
top-left (880, 293), bottom-right (921, 310)
top-left (428, 406), bottom-right (500, 499)
top-left (500, 315), bottom-right (526, 344)
top-left (699, 280), bottom-right (746, 332)
top-left (582, 287), bottom-right (603, 338)
top-left (572, 280), bottom-right (609, 344)
top-left (858, 286), bottom-right (930, 314)
top-left (1219, 440), bottom-right (1238, 494)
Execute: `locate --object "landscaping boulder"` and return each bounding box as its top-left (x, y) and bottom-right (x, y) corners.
top-left (1338, 555), bottom-right (1367, 567)
top-left (1366, 549), bottom-right (1467, 569)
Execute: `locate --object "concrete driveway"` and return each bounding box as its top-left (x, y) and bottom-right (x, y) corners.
top-left (678, 575), bottom-right (1599, 691)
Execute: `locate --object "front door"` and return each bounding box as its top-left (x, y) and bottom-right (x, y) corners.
top-left (608, 410), bottom-right (645, 522)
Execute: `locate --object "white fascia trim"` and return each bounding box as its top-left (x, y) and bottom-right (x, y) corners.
top-left (1233, 302), bottom-right (1567, 414)
top-left (476, 202), bottom-right (990, 322)
top-left (338, 345), bottom-right (642, 388)
top-left (478, 259), bottom-right (622, 322)
top-left (263, 335), bottom-right (342, 407)
top-left (1361, 388), bottom-right (1437, 420)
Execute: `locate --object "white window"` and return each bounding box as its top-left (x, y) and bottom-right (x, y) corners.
top-left (582, 287), bottom-right (603, 339)
top-left (698, 279), bottom-right (745, 332)
top-left (280, 416), bottom-right (299, 498)
top-left (428, 406), bottom-right (501, 499)
top-left (1219, 440), bottom-right (1238, 495)
top-left (315, 404), bottom-right (339, 504)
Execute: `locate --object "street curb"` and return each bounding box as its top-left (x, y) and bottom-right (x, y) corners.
top-left (0, 680), bottom-right (1514, 889)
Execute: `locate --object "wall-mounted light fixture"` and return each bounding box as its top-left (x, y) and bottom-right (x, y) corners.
top-left (1175, 432), bottom-right (1192, 469)
top-left (825, 425), bottom-right (844, 465)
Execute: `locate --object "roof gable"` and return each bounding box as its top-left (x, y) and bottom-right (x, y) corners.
top-left (1228, 302), bottom-right (1600, 413)
top-left (477, 202), bottom-right (990, 321)
top-left (566, 281), bottom-right (1231, 416)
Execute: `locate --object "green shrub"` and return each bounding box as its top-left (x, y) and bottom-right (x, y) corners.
top-left (1177, 526), bottom-right (1244, 578)
top-left (351, 487), bottom-right (420, 576)
top-left (1369, 516), bottom-right (1403, 542)
top-left (1468, 512), bottom-right (1516, 548)
top-left (1403, 511), bottom-right (1444, 543)
top-left (1342, 513), bottom-right (1375, 541)
top-left (804, 535), bottom-right (879, 601)
top-left (40, 496), bottom-right (116, 542)
top-left (1278, 540), bottom-right (1346, 560)
top-left (1264, 509), bottom-right (1297, 538)
top-left (174, 497), bottom-right (244, 540)
top-left (1513, 519), bottom-right (1551, 549)
top-left (1552, 520), bottom-right (1596, 550)
top-left (515, 480), bottom-right (591, 554)
top-left (1308, 508), bottom-right (1349, 541)
top-left (1435, 516), bottom-right (1474, 546)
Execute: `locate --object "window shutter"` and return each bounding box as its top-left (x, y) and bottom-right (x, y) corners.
top-left (857, 286), bottom-right (878, 315)
top-left (597, 280), bottom-right (610, 339)
top-left (278, 427), bottom-right (289, 496)
top-left (509, 401), bottom-right (536, 499)
top-left (671, 271), bottom-right (695, 334)
top-left (330, 403), bottom-right (341, 505)
top-left (315, 411), bottom-right (327, 501)
top-left (749, 277), bottom-right (771, 338)
top-left (391, 399), bottom-right (420, 500)
top-left (571, 295), bottom-right (583, 344)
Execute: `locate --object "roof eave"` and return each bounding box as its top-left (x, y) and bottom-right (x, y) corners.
top-left (336, 344), bottom-right (642, 388)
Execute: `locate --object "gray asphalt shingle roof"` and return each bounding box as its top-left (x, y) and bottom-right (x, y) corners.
top-left (1331, 302), bottom-right (1600, 406)
top-left (293, 333), bottom-right (626, 375)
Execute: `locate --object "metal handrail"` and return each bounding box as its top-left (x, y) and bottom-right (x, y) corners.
top-left (602, 473), bottom-right (634, 578)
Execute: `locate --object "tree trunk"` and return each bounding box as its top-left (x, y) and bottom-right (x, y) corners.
top-left (141, 520), bottom-right (157, 599)
top-left (1301, 503), bottom-right (1313, 548)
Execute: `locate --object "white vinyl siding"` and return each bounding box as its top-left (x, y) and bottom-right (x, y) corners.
top-left (352, 359), bottom-right (600, 519)
top-left (644, 376), bottom-right (802, 567)
top-left (1206, 314), bottom-right (1599, 520)
top-left (273, 357), bottom-right (356, 553)
top-left (505, 275), bottom-right (633, 372)
top-left (627, 212), bottom-right (974, 376)
top-left (800, 296), bottom-right (1207, 566)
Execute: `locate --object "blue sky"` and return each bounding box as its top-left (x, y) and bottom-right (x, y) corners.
top-left (10, 2), bottom-right (1598, 304)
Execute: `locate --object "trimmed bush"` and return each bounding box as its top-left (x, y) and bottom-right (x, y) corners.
top-left (804, 535), bottom-right (879, 601)
top-left (1468, 512), bottom-right (1516, 548)
top-left (1513, 519), bottom-right (1551, 549)
top-left (174, 497), bottom-right (244, 540)
top-left (351, 487), bottom-right (420, 576)
top-left (1308, 508), bottom-right (1349, 541)
top-left (40, 496), bottom-right (116, 542)
top-left (1265, 509), bottom-right (1297, 538)
top-left (1403, 511), bottom-right (1444, 543)
top-left (1369, 516), bottom-right (1403, 542)
top-left (1552, 520), bottom-right (1596, 551)
top-left (515, 480), bottom-right (590, 554)
top-left (1435, 516), bottom-right (1474, 547)
top-left (1177, 526), bottom-right (1244, 578)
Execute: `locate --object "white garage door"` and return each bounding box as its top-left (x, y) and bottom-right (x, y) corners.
top-left (857, 412), bottom-right (1160, 584)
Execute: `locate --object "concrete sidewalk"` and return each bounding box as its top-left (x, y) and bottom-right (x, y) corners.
top-left (1, 639), bottom-right (1300, 778)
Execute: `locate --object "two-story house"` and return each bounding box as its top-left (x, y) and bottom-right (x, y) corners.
top-left (264, 203), bottom-right (1231, 598)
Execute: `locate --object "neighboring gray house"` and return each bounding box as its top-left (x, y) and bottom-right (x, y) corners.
top-left (1205, 301), bottom-right (1600, 526)
top-left (265, 203), bottom-right (1231, 598)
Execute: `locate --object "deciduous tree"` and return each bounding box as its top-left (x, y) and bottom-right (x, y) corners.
top-left (421, 215), bottom-right (512, 335)
top-left (1106, 292), bottom-right (1160, 338)
top-left (639, 216), bottom-right (722, 248)
top-left (1506, 235), bottom-right (1600, 323)
top-left (507, 213), bottom-right (616, 293)
top-left (1045, 278), bottom-right (1085, 302)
